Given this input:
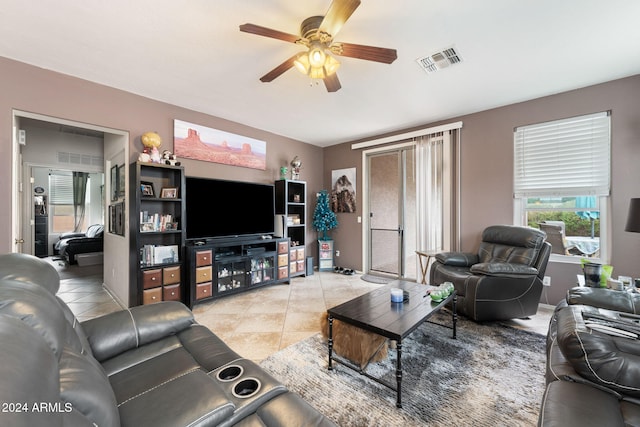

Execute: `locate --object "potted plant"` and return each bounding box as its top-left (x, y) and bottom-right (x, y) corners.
top-left (313, 190), bottom-right (339, 272)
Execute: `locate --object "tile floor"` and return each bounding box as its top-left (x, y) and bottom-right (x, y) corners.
top-left (52, 259), bottom-right (554, 364)
top-left (190, 271), bottom-right (385, 362)
top-left (54, 261), bottom-right (123, 322)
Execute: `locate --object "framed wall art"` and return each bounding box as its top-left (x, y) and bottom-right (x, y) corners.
top-left (173, 119), bottom-right (266, 170)
top-left (140, 181), bottom-right (155, 197)
top-left (118, 164), bottom-right (125, 198)
top-left (110, 165), bottom-right (118, 201)
top-left (160, 187), bottom-right (178, 199)
top-left (331, 167), bottom-right (357, 213)
top-left (109, 201), bottom-right (125, 236)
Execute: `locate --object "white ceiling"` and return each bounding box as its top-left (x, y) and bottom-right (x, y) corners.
top-left (1, 0), bottom-right (639, 147)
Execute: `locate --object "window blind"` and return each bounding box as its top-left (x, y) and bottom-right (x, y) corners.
top-left (514, 111), bottom-right (610, 198)
top-left (49, 171), bottom-right (73, 205)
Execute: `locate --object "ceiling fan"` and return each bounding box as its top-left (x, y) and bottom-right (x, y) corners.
top-left (239, 0), bottom-right (397, 92)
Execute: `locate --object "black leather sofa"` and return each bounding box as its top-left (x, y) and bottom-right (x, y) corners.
top-left (0, 253), bottom-right (336, 427)
top-left (539, 287), bottom-right (640, 426)
top-left (429, 225), bottom-right (551, 321)
top-left (54, 224), bottom-right (104, 264)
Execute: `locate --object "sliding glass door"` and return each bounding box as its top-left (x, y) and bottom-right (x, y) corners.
top-left (366, 146), bottom-right (416, 279)
top-left (363, 128), bottom-right (460, 281)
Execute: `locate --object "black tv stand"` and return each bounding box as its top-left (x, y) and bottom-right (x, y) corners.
top-left (185, 236), bottom-right (291, 307)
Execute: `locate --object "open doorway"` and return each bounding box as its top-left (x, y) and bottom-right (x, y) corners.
top-left (17, 116), bottom-right (106, 259)
top-left (11, 111), bottom-right (131, 306)
top-left (27, 167), bottom-right (104, 259)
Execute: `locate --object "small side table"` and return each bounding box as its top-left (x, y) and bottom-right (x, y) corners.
top-left (318, 239), bottom-right (334, 271)
top-left (416, 250), bottom-right (438, 284)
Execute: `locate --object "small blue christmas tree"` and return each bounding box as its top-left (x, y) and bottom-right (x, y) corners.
top-left (312, 190), bottom-right (338, 240)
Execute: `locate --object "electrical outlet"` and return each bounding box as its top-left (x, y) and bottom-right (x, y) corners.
top-left (335, 250), bottom-right (340, 257)
top-left (543, 276), bottom-right (551, 287)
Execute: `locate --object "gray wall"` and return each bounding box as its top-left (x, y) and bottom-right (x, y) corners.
top-left (0, 56), bottom-right (323, 261)
top-left (324, 74), bottom-right (640, 304)
top-left (1, 55), bottom-right (638, 306)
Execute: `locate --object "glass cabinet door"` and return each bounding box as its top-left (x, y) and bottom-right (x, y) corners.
top-left (217, 258), bottom-right (247, 293)
top-left (250, 255), bottom-right (275, 285)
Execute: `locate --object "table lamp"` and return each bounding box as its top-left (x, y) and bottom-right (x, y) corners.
top-left (625, 198), bottom-right (640, 290)
top-left (625, 198), bottom-right (640, 232)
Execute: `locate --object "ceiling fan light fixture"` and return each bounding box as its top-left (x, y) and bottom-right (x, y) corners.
top-left (323, 54), bottom-right (340, 76)
top-left (240, 0), bottom-right (396, 92)
top-left (294, 50), bottom-right (340, 79)
top-left (294, 52), bottom-right (310, 75)
top-left (309, 66), bottom-right (326, 79)
top-left (308, 45), bottom-right (326, 67)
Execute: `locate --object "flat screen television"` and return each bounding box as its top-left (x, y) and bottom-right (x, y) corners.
top-left (185, 176), bottom-right (275, 240)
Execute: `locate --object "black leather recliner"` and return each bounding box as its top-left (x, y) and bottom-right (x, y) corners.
top-left (540, 299), bottom-right (640, 426)
top-left (429, 225), bottom-right (551, 321)
top-left (54, 224), bottom-right (104, 264)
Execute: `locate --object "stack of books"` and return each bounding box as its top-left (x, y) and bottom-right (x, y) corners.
top-left (140, 244), bottom-right (179, 266)
top-left (140, 211), bottom-right (176, 232)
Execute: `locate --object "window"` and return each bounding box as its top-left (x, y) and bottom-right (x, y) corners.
top-left (49, 171), bottom-right (90, 233)
top-left (513, 112), bottom-right (610, 262)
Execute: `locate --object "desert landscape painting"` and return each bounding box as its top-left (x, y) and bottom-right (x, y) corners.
top-left (174, 119), bottom-right (266, 170)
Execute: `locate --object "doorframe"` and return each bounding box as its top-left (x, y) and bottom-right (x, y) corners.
top-left (361, 141), bottom-right (416, 276)
top-left (11, 113), bottom-right (23, 253)
top-left (11, 110), bottom-right (130, 305)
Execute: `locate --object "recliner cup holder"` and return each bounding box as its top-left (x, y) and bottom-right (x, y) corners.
top-left (232, 378), bottom-right (261, 399)
top-left (217, 365), bottom-right (244, 382)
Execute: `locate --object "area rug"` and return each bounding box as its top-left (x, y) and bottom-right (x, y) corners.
top-left (360, 274), bottom-right (393, 284)
top-left (260, 312), bottom-right (546, 427)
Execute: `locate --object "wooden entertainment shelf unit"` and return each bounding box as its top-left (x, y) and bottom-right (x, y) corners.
top-left (275, 179), bottom-right (307, 278)
top-left (129, 162), bottom-right (186, 307)
top-left (185, 236), bottom-right (291, 308)
top-left (129, 169), bottom-right (303, 308)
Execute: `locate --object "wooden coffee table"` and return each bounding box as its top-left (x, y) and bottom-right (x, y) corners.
top-left (327, 280), bottom-right (457, 408)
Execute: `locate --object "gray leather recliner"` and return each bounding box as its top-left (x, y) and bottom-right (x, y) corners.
top-left (0, 253), bottom-right (336, 427)
top-left (429, 225), bottom-right (551, 322)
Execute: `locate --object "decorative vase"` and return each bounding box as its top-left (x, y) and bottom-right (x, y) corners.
top-left (290, 156), bottom-right (301, 180)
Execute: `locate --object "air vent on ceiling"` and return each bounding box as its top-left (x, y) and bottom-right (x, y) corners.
top-left (416, 46), bottom-right (462, 74)
top-left (57, 151), bottom-right (103, 167)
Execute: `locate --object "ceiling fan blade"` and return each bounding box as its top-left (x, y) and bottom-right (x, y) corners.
top-left (239, 23), bottom-right (301, 44)
top-left (318, 0), bottom-right (361, 41)
top-left (332, 42), bottom-right (397, 64)
top-left (323, 73), bottom-right (342, 92)
top-left (259, 54), bottom-right (298, 83)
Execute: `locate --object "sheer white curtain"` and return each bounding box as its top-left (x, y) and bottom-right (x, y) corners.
top-left (416, 130), bottom-right (459, 255)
